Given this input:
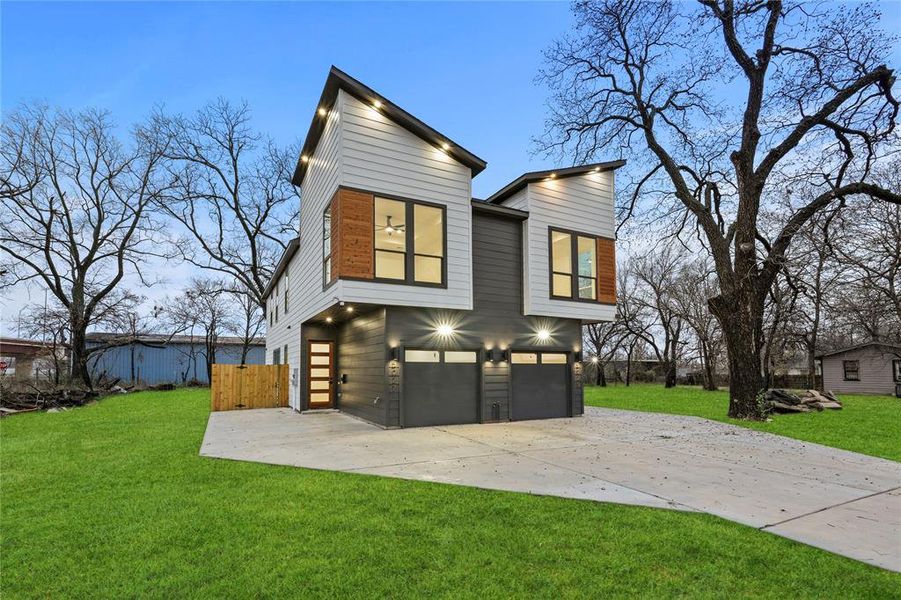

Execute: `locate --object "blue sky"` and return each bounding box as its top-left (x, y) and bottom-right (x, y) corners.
top-left (2, 2), bottom-right (900, 335)
top-left (2, 1), bottom-right (577, 198)
top-left (1, 1), bottom-right (579, 334)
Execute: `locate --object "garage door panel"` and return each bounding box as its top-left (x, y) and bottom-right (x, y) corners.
top-left (404, 360), bottom-right (479, 427)
top-left (511, 354), bottom-right (569, 421)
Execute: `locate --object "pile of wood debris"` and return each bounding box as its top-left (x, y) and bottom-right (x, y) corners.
top-left (764, 389), bottom-right (842, 414)
top-left (0, 387), bottom-right (99, 416)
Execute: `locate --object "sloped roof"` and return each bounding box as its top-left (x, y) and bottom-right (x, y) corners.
top-left (86, 333), bottom-right (265, 347)
top-left (815, 342), bottom-right (901, 359)
top-left (292, 66), bottom-right (487, 187)
top-left (262, 237), bottom-right (299, 300)
top-left (486, 160), bottom-right (626, 205)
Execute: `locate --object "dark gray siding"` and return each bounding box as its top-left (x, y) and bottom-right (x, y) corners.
top-left (385, 210), bottom-right (584, 427)
top-left (336, 308), bottom-right (388, 425)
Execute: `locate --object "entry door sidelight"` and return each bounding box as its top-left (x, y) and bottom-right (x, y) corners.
top-left (307, 341), bottom-right (335, 408)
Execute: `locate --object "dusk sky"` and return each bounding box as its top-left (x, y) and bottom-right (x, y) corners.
top-left (2, 2), bottom-right (900, 335)
top-left (1, 2), bottom-right (586, 333)
top-left (2, 2), bottom-right (578, 196)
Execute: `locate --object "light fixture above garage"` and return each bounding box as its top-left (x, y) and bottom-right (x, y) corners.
top-left (489, 348), bottom-right (509, 363)
top-left (436, 323), bottom-right (455, 337)
top-left (537, 329), bottom-right (551, 341)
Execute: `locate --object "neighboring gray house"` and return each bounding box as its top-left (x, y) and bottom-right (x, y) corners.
top-left (264, 67), bottom-right (620, 428)
top-left (87, 334), bottom-right (265, 386)
top-left (817, 342), bottom-right (901, 396)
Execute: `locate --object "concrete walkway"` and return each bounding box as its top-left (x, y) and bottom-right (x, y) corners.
top-left (200, 407), bottom-right (901, 571)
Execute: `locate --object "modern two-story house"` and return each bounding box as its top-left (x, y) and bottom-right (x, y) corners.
top-left (264, 67), bottom-right (622, 428)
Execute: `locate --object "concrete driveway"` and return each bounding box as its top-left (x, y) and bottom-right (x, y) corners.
top-left (201, 407), bottom-right (901, 571)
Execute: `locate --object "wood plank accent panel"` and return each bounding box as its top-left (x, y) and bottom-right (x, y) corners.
top-left (210, 364), bottom-right (289, 411)
top-left (597, 237), bottom-right (616, 304)
top-left (330, 188), bottom-right (374, 281)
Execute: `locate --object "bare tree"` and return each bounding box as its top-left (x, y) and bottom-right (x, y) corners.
top-left (20, 301), bottom-right (69, 385)
top-left (0, 106), bottom-right (170, 387)
top-left (225, 288), bottom-right (266, 365)
top-left (672, 258), bottom-right (723, 390)
top-left (540, 0), bottom-right (900, 418)
top-left (614, 262), bottom-right (656, 385)
top-left (145, 100), bottom-right (298, 309)
top-left (632, 247), bottom-right (686, 388)
top-left (584, 320), bottom-right (624, 385)
top-left (835, 180), bottom-right (901, 334)
top-left (165, 279), bottom-right (235, 383)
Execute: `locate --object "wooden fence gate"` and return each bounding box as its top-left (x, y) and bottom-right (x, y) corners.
top-left (210, 364), bottom-right (289, 411)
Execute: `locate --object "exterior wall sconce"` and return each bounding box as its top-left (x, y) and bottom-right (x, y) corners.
top-left (574, 351), bottom-right (583, 362)
top-left (489, 348), bottom-right (509, 363)
top-left (389, 346), bottom-right (400, 362)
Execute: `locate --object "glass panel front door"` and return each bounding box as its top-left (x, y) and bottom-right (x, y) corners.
top-left (307, 340), bottom-right (334, 408)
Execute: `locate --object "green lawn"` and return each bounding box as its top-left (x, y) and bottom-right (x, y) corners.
top-left (585, 383), bottom-right (901, 462)
top-left (2, 390), bottom-right (899, 598)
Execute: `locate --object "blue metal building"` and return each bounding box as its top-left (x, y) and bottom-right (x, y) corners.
top-left (86, 334), bottom-right (265, 385)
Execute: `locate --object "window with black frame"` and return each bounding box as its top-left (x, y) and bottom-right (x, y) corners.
top-left (551, 228), bottom-right (599, 301)
top-left (374, 196), bottom-right (444, 285)
top-left (413, 203), bottom-right (443, 284)
top-left (375, 197), bottom-right (407, 280)
top-left (843, 360), bottom-right (860, 381)
top-left (323, 207), bottom-right (332, 285)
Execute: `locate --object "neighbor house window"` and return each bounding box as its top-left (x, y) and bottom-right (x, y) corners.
top-left (893, 360), bottom-right (901, 383)
top-left (842, 360), bottom-right (860, 381)
top-left (283, 345), bottom-right (288, 365)
top-left (550, 228), bottom-right (602, 301)
top-left (323, 207), bottom-right (332, 285)
top-left (273, 348), bottom-right (281, 364)
top-left (374, 196), bottom-right (445, 286)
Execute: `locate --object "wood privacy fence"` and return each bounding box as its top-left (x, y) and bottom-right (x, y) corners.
top-left (210, 364), bottom-right (289, 411)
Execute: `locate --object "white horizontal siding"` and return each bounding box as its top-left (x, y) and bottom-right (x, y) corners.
top-left (268, 94), bottom-right (344, 409)
top-left (821, 347), bottom-right (898, 395)
top-left (516, 171), bottom-right (617, 322)
top-left (338, 91), bottom-right (473, 310)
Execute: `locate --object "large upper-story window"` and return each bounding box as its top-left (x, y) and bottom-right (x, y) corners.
top-left (550, 228), bottom-right (602, 302)
top-left (374, 196), bottom-right (444, 286)
top-left (323, 207), bottom-right (332, 285)
top-left (375, 197), bottom-right (407, 280)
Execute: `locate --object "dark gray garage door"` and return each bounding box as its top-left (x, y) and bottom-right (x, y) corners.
top-left (403, 349), bottom-right (479, 427)
top-left (511, 352), bottom-right (569, 421)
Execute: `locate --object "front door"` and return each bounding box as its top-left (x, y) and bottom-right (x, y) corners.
top-left (307, 340), bottom-right (335, 408)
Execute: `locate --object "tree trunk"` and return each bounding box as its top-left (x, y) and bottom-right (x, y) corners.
top-left (599, 364), bottom-right (607, 387)
top-left (806, 346), bottom-right (817, 390)
top-left (702, 347), bottom-right (718, 391)
top-left (710, 292), bottom-right (766, 420)
top-left (68, 325), bottom-right (92, 389)
top-left (625, 349), bottom-right (633, 386)
top-left (664, 361), bottom-right (677, 388)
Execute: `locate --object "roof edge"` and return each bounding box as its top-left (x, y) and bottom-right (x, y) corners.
top-left (262, 237), bottom-right (300, 299)
top-left (292, 66), bottom-right (487, 187)
top-left (487, 159), bottom-right (627, 205)
top-left (815, 341), bottom-right (901, 359)
top-left (470, 199), bottom-right (528, 220)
